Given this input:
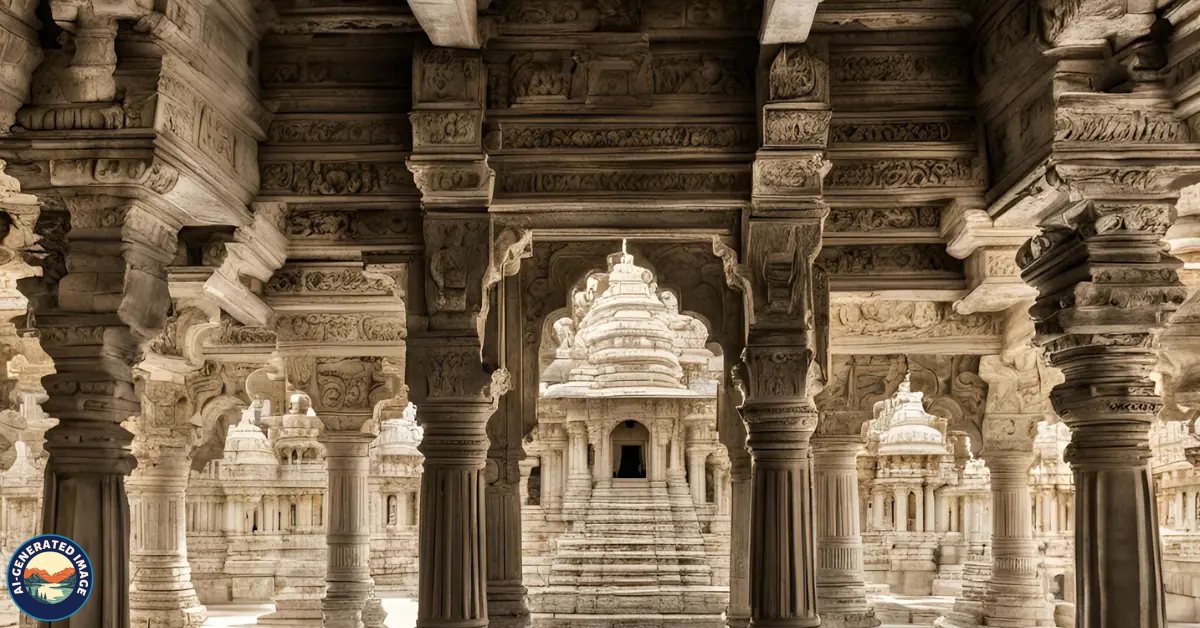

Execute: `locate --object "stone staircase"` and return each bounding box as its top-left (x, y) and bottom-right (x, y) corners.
top-left (549, 479), bottom-right (713, 587)
top-left (531, 479), bottom-right (727, 627)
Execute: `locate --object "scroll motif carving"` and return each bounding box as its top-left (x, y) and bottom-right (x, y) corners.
top-left (261, 161), bottom-right (415, 195)
top-left (825, 206), bottom-right (940, 232)
top-left (268, 118), bottom-right (410, 145)
top-left (817, 244), bottom-right (960, 274)
top-left (411, 110), bottom-right (481, 147)
top-left (831, 302), bottom-right (1001, 339)
top-left (1054, 109), bottom-right (1189, 144)
top-left (493, 124), bottom-right (755, 151)
top-left (826, 159), bottom-right (983, 190)
top-left (267, 267), bottom-right (391, 295)
top-left (831, 120), bottom-right (976, 144)
top-left (285, 209), bottom-right (420, 240)
top-left (831, 51), bottom-right (967, 84)
top-left (276, 314), bottom-right (405, 342)
top-left (496, 170), bottom-right (750, 195)
top-left (763, 110), bottom-right (831, 147)
top-left (769, 44), bottom-right (826, 102)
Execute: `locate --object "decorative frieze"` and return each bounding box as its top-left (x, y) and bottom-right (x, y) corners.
top-left (267, 116), bottom-right (411, 146)
top-left (763, 109), bottom-right (831, 148)
top-left (487, 122), bottom-right (756, 152)
top-left (830, 302), bottom-right (1001, 340)
top-left (284, 209), bottom-right (422, 242)
top-left (267, 266), bottom-right (393, 296)
top-left (830, 49), bottom-right (968, 85)
top-left (826, 158), bottom-right (984, 191)
top-left (830, 118), bottom-right (976, 144)
top-left (275, 313), bottom-right (406, 343)
top-left (651, 52), bottom-right (753, 96)
top-left (496, 167), bottom-right (751, 195)
top-left (825, 206), bottom-right (940, 233)
top-left (260, 161), bottom-right (416, 196)
top-left (818, 244), bottom-right (961, 274)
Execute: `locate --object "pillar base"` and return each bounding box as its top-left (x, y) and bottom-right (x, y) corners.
top-left (129, 604), bottom-right (207, 628)
top-left (818, 610), bottom-right (881, 628)
top-left (488, 583), bottom-right (531, 628)
top-left (726, 615), bottom-right (750, 628)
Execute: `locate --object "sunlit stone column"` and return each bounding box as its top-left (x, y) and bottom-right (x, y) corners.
top-left (812, 422), bottom-right (879, 628)
top-left (318, 430), bottom-right (377, 628)
top-left (728, 458), bottom-right (752, 628)
top-left (894, 487), bottom-right (907, 533)
top-left (563, 419), bottom-right (591, 510)
top-left (979, 416), bottom-right (1054, 628)
top-left (689, 444), bottom-right (707, 505)
top-left (127, 376), bottom-right (208, 628)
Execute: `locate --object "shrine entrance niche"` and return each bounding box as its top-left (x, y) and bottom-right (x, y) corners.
top-left (611, 420), bottom-right (649, 479)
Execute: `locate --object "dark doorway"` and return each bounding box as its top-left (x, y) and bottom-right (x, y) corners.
top-left (616, 445), bottom-right (646, 478)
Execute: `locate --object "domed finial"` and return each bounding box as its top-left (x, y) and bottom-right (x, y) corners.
top-left (898, 372), bottom-right (912, 394)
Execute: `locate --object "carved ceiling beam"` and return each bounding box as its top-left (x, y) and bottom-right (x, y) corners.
top-left (759, 0), bottom-right (822, 44)
top-left (408, 0), bottom-right (481, 49)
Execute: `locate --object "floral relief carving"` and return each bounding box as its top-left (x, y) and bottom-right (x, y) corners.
top-left (763, 110), bottom-right (831, 147)
top-left (276, 314), bottom-right (405, 343)
top-left (817, 244), bottom-right (960, 274)
top-left (496, 170), bottom-right (750, 195)
top-left (826, 158), bottom-right (983, 189)
top-left (266, 267), bottom-right (391, 295)
top-left (285, 209), bottom-right (421, 240)
top-left (769, 44), bottom-right (825, 101)
top-left (831, 302), bottom-right (1001, 339)
top-left (411, 110), bottom-right (481, 147)
top-left (260, 161), bottom-right (415, 195)
top-left (652, 53), bottom-right (751, 95)
top-left (494, 124), bottom-right (755, 150)
top-left (825, 206), bottom-right (940, 232)
top-left (831, 51), bottom-right (967, 84)
top-left (268, 118), bottom-right (410, 145)
top-left (831, 120), bottom-right (976, 144)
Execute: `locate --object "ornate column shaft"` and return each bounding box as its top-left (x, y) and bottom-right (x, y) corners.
top-left (979, 417), bottom-right (1054, 628)
top-left (812, 429), bottom-right (879, 628)
top-left (735, 38), bottom-right (831, 628)
top-left (728, 459), bottom-right (752, 628)
top-left (1019, 198), bottom-right (1184, 628)
top-left (320, 432), bottom-right (376, 628)
top-left (127, 374), bottom-right (212, 628)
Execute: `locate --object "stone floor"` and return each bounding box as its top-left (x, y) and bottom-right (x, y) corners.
top-left (198, 597), bottom-right (1200, 628)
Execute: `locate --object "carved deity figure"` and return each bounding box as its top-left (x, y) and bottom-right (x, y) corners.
top-left (387, 495), bottom-right (398, 526)
top-left (430, 224), bottom-right (469, 311)
top-left (553, 317), bottom-right (575, 354)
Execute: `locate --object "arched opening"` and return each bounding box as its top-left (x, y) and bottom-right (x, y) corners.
top-left (290, 503), bottom-right (297, 527)
top-left (886, 495), bottom-right (896, 529)
top-left (406, 491), bottom-right (418, 526)
top-left (906, 491), bottom-right (918, 532)
top-left (611, 420), bottom-right (650, 479)
top-left (387, 495), bottom-right (398, 526)
top-left (527, 466), bottom-right (542, 506)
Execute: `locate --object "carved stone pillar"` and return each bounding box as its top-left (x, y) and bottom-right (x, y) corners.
top-left (1018, 199), bottom-right (1184, 628)
top-left (126, 375), bottom-right (211, 628)
top-left (272, 264), bottom-right (407, 628)
top-left (689, 444), bottom-right (707, 505)
top-left (727, 456), bottom-right (752, 628)
top-left (812, 418), bottom-right (879, 628)
top-left (735, 39), bottom-right (831, 628)
top-left (979, 417), bottom-right (1054, 628)
top-left (563, 419), bottom-right (591, 508)
top-left (409, 339), bottom-right (503, 628)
